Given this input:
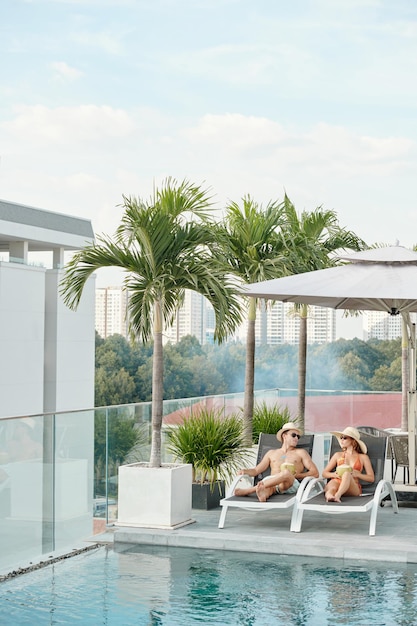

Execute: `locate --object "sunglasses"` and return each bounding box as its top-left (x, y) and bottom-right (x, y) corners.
top-left (340, 436), bottom-right (351, 440)
top-left (289, 433), bottom-right (301, 439)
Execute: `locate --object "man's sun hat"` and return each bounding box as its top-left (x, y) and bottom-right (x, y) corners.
top-left (330, 426), bottom-right (367, 454)
top-left (277, 422), bottom-right (302, 443)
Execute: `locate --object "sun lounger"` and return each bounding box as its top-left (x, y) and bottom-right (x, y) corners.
top-left (290, 432), bottom-right (398, 536)
top-left (218, 432), bottom-right (314, 529)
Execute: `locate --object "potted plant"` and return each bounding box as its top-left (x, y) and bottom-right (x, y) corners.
top-left (251, 402), bottom-right (292, 444)
top-left (60, 178), bottom-right (242, 528)
top-left (167, 407), bottom-right (248, 510)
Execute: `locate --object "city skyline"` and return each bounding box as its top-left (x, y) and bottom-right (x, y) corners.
top-left (95, 285), bottom-right (404, 343)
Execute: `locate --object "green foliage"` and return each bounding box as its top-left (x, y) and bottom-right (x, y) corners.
top-left (94, 412), bottom-right (143, 463)
top-left (166, 408), bottom-right (248, 488)
top-left (94, 333), bottom-right (404, 406)
top-left (369, 357), bottom-right (402, 391)
top-left (252, 402), bottom-right (292, 444)
top-left (95, 367), bottom-right (136, 407)
top-left (94, 410), bottom-right (148, 495)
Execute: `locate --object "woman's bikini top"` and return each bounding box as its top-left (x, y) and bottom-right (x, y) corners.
top-left (337, 454), bottom-right (362, 471)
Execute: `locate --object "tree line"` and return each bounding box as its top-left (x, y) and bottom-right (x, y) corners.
top-left (95, 332), bottom-right (402, 407)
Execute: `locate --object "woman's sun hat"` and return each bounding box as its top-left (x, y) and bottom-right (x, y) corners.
top-left (277, 422), bottom-right (302, 442)
top-left (330, 426), bottom-right (367, 454)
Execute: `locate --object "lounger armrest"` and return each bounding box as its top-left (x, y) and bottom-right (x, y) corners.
top-left (296, 477), bottom-right (326, 503)
top-left (373, 478), bottom-right (399, 510)
top-left (225, 474), bottom-right (254, 497)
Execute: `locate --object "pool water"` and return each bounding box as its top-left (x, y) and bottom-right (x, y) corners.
top-left (1, 544), bottom-right (417, 625)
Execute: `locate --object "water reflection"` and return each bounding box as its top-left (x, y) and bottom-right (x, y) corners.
top-left (2, 545), bottom-right (417, 625)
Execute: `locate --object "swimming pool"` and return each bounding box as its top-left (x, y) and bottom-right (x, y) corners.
top-left (1, 544), bottom-right (416, 625)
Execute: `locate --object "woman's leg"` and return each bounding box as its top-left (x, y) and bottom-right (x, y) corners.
top-left (325, 478), bottom-right (341, 502)
top-left (333, 473), bottom-right (361, 502)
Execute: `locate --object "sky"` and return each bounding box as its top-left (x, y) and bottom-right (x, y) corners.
top-left (1, 0), bottom-right (417, 337)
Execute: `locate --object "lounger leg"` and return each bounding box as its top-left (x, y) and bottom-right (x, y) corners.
top-left (218, 504), bottom-right (228, 529)
top-left (386, 483), bottom-right (399, 514)
top-left (369, 482), bottom-right (399, 535)
top-left (290, 502), bottom-right (303, 532)
top-left (369, 500), bottom-right (379, 536)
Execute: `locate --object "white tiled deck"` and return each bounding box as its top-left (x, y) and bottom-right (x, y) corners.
top-left (105, 497), bottom-right (417, 565)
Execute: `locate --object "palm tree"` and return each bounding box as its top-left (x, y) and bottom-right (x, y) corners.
top-left (60, 178), bottom-right (242, 467)
top-left (219, 195), bottom-right (286, 444)
top-left (280, 195), bottom-right (366, 429)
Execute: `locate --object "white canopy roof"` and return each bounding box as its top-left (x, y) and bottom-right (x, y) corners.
top-left (243, 246), bottom-right (417, 314)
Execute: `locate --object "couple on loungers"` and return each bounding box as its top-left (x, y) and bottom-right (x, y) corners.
top-left (235, 423), bottom-right (374, 503)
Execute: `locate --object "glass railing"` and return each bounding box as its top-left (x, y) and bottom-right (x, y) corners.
top-left (0, 388), bottom-right (401, 575)
top-left (0, 409), bottom-right (94, 575)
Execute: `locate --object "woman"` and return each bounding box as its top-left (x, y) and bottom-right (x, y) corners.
top-left (323, 426), bottom-right (374, 503)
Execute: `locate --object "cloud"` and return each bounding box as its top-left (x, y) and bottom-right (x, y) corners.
top-left (2, 104), bottom-right (136, 146)
top-left (167, 43), bottom-right (315, 88)
top-left (182, 113), bottom-right (415, 175)
top-left (51, 61), bottom-right (83, 82)
top-left (1, 105), bottom-right (416, 249)
top-left (71, 30), bottom-right (125, 55)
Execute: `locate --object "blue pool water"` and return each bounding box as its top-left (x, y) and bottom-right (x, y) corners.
top-left (1, 544), bottom-right (417, 625)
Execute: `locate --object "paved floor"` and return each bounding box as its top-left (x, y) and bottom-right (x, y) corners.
top-left (96, 497), bottom-right (417, 565)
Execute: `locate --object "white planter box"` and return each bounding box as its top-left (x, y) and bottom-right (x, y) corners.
top-left (116, 462), bottom-right (193, 529)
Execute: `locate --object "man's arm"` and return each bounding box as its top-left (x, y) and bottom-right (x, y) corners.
top-left (238, 450), bottom-right (272, 477)
top-left (297, 449), bottom-right (319, 479)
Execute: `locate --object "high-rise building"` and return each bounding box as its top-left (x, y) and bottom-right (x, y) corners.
top-left (95, 288), bottom-right (209, 344)
top-left (95, 286), bottom-right (129, 339)
top-left (164, 291), bottom-right (206, 344)
top-left (363, 310), bottom-right (414, 340)
top-left (95, 287), bottom-right (338, 346)
top-left (237, 301), bottom-right (336, 345)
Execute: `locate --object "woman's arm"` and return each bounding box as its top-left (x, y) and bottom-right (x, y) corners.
top-left (321, 452), bottom-right (340, 479)
top-left (354, 454), bottom-right (375, 483)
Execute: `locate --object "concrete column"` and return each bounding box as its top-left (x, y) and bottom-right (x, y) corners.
top-left (9, 240), bottom-right (29, 263)
top-left (52, 247), bottom-right (65, 269)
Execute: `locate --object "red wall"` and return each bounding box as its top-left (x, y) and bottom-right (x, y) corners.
top-left (164, 393), bottom-right (402, 433)
top-left (285, 394), bottom-right (401, 433)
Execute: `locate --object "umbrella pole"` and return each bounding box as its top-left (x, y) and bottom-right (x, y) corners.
top-left (404, 313), bottom-right (416, 486)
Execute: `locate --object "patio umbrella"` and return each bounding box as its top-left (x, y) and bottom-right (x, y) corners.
top-left (242, 245), bottom-right (417, 487)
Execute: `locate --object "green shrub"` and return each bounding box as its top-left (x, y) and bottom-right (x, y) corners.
top-left (166, 407), bottom-right (248, 489)
top-left (252, 402), bottom-right (292, 444)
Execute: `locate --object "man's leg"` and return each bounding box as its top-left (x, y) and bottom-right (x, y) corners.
top-left (234, 485), bottom-right (257, 497)
top-left (256, 470), bottom-right (295, 502)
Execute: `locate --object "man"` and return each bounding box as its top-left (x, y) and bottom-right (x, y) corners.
top-left (234, 422), bottom-right (319, 502)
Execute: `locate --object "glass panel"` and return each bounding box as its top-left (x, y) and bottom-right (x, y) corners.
top-left (0, 416), bottom-right (45, 573)
top-left (54, 410), bottom-right (94, 551)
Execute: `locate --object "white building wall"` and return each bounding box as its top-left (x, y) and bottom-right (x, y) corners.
top-left (44, 270), bottom-right (96, 413)
top-left (0, 262), bottom-right (46, 417)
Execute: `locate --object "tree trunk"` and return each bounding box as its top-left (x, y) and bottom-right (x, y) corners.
top-left (243, 299), bottom-right (256, 445)
top-left (297, 305), bottom-right (308, 432)
top-left (149, 301), bottom-right (164, 467)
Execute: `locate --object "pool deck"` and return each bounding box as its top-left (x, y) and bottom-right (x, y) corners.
top-left (96, 497), bottom-right (417, 565)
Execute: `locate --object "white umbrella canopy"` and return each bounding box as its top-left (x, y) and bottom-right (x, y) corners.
top-left (242, 245), bottom-right (417, 487)
top-left (243, 246), bottom-right (417, 314)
